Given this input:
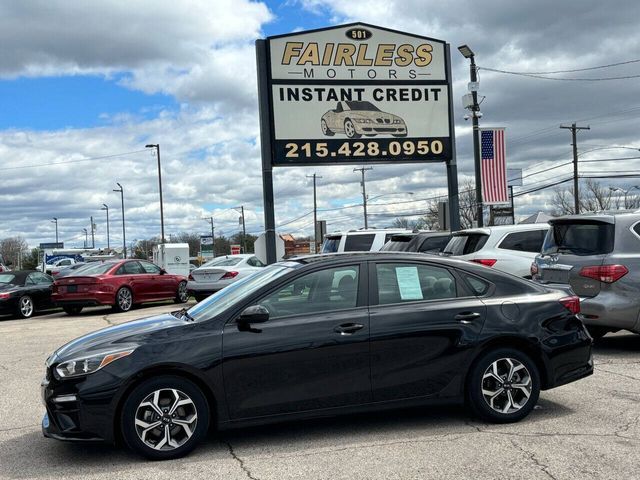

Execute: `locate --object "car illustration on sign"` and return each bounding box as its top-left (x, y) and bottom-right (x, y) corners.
top-left (321, 101), bottom-right (408, 138)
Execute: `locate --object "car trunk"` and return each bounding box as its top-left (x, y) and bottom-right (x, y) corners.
top-left (191, 268), bottom-right (233, 283)
top-left (54, 276), bottom-right (100, 294)
top-left (536, 218), bottom-right (615, 298)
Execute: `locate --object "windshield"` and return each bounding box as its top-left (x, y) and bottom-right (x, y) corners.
top-left (542, 221), bottom-right (614, 255)
top-left (321, 236), bottom-right (341, 253)
top-left (444, 233), bottom-right (489, 256)
top-left (0, 274), bottom-right (16, 284)
top-left (73, 262), bottom-right (116, 276)
top-left (346, 101), bottom-right (380, 111)
top-left (187, 264), bottom-right (297, 322)
top-left (201, 257), bottom-right (243, 268)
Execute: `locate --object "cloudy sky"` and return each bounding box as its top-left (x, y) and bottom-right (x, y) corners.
top-left (1, 0), bottom-right (640, 249)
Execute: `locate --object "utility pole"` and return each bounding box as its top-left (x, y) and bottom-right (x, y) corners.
top-left (354, 167), bottom-right (373, 229)
top-left (233, 206), bottom-right (247, 253)
top-left (306, 173), bottom-right (322, 251)
top-left (90, 216), bottom-right (95, 248)
top-left (113, 183), bottom-right (126, 258)
top-left (560, 123), bottom-right (590, 214)
top-left (101, 204), bottom-right (110, 251)
top-left (51, 218), bottom-right (58, 244)
top-left (146, 144), bottom-right (165, 243)
top-left (458, 45), bottom-right (484, 227)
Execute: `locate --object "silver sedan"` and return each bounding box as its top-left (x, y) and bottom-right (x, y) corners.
top-left (187, 254), bottom-right (265, 301)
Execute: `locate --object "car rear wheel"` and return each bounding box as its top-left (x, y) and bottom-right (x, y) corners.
top-left (344, 119), bottom-right (361, 139)
top-left (114, 287), bottom-right (133, 312)
top-left (467, 348), bottom-right (540, 423)
top-left (16, 295), bottom-right (34, 318)
top-left (321, 119), bottom-right (334, 136)
top-left (63, 306), bottom-right (83, 316)
top-left (120, 376), bottom-right (209, 460)
top-left (174, 281), bottom-right (189, 304)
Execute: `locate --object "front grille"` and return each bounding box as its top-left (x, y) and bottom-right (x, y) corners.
top-left (375, 118), bottom-right (392, 124)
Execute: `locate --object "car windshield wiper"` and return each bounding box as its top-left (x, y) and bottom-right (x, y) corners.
top-left (175, 307), bottom-right (195, 322)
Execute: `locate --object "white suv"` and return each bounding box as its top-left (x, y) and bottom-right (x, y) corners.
top-left (321, 229), bottom-right (413, 253)
top-left (443, 224), bottom-right (550, 277)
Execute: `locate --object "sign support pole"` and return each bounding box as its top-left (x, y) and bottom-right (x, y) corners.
top-left (444, 44), bottom-right (460, 231)
top-left (256, 40), bottom-right (277, 264)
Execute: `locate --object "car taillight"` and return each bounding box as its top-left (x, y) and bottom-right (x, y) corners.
top-left (220, 271), bottom-right (239, 280)
top-left (530, 262), bottom-right (538, 276)
top-left (579, 265), bottom-right (628, 283)
top-left (471, 259), bottom-right (497, 267)
top-left (188, 273), bottom-right (194, 281)
top-left (0, 292), bottom-right (10, 299)
top-left (559, 296), bottom-right (580, 314)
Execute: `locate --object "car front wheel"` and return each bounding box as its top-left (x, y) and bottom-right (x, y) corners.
top-left (467, 348), bottom-right (540, 423)
top-left (120, 376), bottom-right (209, 460)
top-left (344, 119), bottom-right (361, 139)
top-left (114, 287), bottom-right (133, 312)
top-left (63, 306), bottom-right (83, 316)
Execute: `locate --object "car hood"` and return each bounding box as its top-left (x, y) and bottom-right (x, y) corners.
top-left (48, 312), bottom-right (186, 364)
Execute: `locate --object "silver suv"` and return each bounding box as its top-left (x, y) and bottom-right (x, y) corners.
top-left (532, 212), bottom-right (640, 338)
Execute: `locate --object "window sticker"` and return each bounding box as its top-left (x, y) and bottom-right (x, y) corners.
top-left (396, 266), bottom-right (423, 300)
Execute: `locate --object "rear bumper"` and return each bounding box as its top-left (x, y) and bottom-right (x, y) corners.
top-left (52, 293), bottom-right (114, 307)
top-left (542, 320), bottom-right (594, 389)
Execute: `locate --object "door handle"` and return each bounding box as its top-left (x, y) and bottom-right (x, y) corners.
top-left (454, 312), bottom-right (481, 322)
top-left (334, 323), bottom-right (365, 335)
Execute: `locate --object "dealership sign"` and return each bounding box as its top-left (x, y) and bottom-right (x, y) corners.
top-left (262, 23), bottom-right (453, 166)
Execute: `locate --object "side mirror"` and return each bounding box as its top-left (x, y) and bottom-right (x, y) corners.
top-left (238, 305), bottom-right (269, 325)
top-left (159, 268), bottom-right (167, 275)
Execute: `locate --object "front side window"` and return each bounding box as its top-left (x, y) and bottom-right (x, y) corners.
top-left (344, 234), bottom-right (375, 252)
top-left (498, 230), bottom-right (547, 253)
top-left (260, 265), bottom-right (359, 318)
top-left (376, 263), bottom-right (456, 305)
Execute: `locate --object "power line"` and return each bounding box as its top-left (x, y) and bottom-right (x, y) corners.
top-left (0, 149), bottom-right (148, 171)
top-left (480, 58), bottom-right (640, 75)
top-left (479, 67), bottom-right (640, 81)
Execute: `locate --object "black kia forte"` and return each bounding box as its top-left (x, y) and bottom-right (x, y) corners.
top-left (42, 253), bottom-right (593, 460)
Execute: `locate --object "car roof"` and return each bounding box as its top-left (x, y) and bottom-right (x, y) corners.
top-left (326, 229), bottom-right (413, 237)
top-left (1, 270), bottom-right (36, 283)
top-left (453, 224), bottom-right (550, 236)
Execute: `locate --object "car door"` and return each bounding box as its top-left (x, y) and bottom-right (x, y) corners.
top-left (116, 261), bottom-right (147, 301)
top-left (368, 260), bottom-right (487, 402)
top-left (139, 261), bottom-right (173, 299)
top-left (222, 262), bottom-right (372, 419)
top-left (26, 272), bottom-right (54, 309)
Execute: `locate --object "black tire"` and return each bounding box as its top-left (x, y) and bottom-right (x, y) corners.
top-left (467, 348), bottom-right (540, 423)
top-left (120, 375), bottom-right (209, 460)
top-left (587, 326), bottom-right (609, 341)
top-left (174, 281), bottom-right (189, 304)
top-left (320, 119), bottom-right (334, 136)
top-left (194, 294), bottom-right (208, 303)
top-left (16, 295), bottom-right (34, 319)
top-left (344, 119), bottom-right (361, 139)
top-left (113, 287), bottom-right (133, 312)
top-left (63, 306), bottom-right (83, 316)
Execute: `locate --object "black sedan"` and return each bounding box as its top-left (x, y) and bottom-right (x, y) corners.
top-left (41, 253), bottom-right (593, 460)
top-left (0, 270), bottom-right (56, 318)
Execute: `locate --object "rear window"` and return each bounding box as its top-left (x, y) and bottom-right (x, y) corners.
top-left (0, 274), bottom-right (16, 284)
top-left (498, 230), bottom-right (547, 253)
top-left (203, 257), bottom-right (243, 267)
top-left (444, 233), bottom-right (489, 256)
top-left (418, 236), bottom-right (451, 253)
top-left (542, 221), bottom-right (614, 255)
top-left (321, 235), bottom-right (342, 253)
top-left (344, 234), bottom-right (376, 252)
top-left (380, 235), bottom-right (415, 252)
top-left (78, 262), bottom-right (116, 275)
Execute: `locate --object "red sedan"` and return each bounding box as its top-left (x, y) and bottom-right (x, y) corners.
top-left (52, 259), bottom-right (189, 315)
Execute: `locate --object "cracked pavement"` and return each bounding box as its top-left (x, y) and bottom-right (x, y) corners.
top-left (0, 305), bottom-right (638, 479)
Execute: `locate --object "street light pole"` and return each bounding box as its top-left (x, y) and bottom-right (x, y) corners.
top-left (306, 173), bottom-right (323, 251)
top-left (560, 123), bottom-right (590, 214)
top-left (240, 206), bottom-right (247, 253)
top-left (205, 217), bottom-right (215, 257)
top-left (458, 45), bottom-right (484, 227)
top-left (101, 204), bottom-right (110, 251)
top-left (51, 218), bottom-right (58, 244)
top-left (354, 167), bottom-right (373, 229)
top-left (113, 183), bottom-right (126, 258)
top-left (82, 228), bottom-right (88, 249)
top-left (146, 144), bottom-right (165, 243)
top-left (90, 215), bottom-right (95, 248)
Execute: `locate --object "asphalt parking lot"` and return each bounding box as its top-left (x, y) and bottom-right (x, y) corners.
top-left (0, 304), bottom-right (638, 480)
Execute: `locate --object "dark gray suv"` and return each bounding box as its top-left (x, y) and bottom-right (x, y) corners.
top-left (532, 212), bottom-right (640, 338)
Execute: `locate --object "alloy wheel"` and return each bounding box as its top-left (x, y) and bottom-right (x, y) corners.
top-left (481, 357), bottom-right (532, 414)
top-left (178, 282), bottom-right (189, 302)
top-left (321, 119), bottom-right (328, 134)
top-left (134, 388), bottom-right (198, 451)
top-left (344, 120), bottom-right (355, 138)
top-left (19, 296), bottom-right (34, 318)
top-left (117, 288), bottom-right (132, 311)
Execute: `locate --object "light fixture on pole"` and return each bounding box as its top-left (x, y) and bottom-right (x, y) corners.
top-left (458, 44), bottom-right (484, 227)
top-left (145, 144), bottom-right (165, 243)
top-left (101, 204), bottom-right (110, 251)
top-left (51, 218), bottom-right (58, 244)
top-left (113, 183), bottom-right (126, 258)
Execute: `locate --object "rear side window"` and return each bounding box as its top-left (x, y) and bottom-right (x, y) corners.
top-left (462, 274), bottom-right (490, 296)
top-left (344, 234), bottom-right (376, 252)
top-left (380, 235), bottom-right (414, 252)
top-left (321, 235), bottom-right (342, 253)
top-left (444, 233), bottom-right (489, 255)
top-left (542, 222), bottom-right (614, 255)
top-left (498, 230), bottom-right (547, 253)
top-left (375, 263), bottom-right (456, 305)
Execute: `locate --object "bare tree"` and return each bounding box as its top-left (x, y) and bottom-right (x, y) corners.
top-left (419, 180), bottom-right (479, 230)
top-left (0, 236), bottom-right (29, 269)
top-left (552, 179), bottom-right (615, 215)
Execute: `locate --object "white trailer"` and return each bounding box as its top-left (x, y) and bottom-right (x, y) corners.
top-left (153, 243), bottom-right (190, 277)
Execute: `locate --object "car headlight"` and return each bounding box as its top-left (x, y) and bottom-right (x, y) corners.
top-left (393, 119), bottom-right (403, 124)
top-left (55, 348), bottom-right (135, 379)
top-left (353, 118), bottom-right (371, 123)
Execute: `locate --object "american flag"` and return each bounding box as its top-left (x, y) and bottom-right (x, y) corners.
top-left (480, 128), bottom-right (508, 204)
